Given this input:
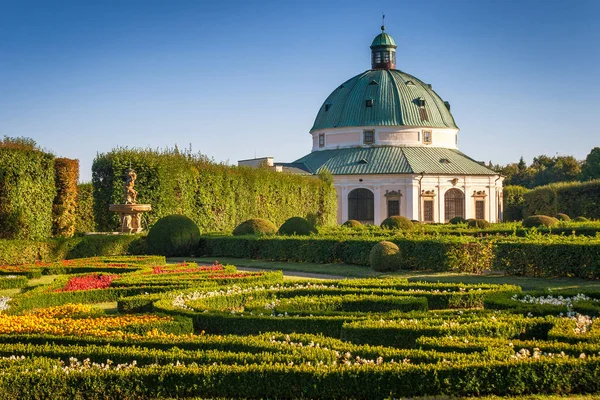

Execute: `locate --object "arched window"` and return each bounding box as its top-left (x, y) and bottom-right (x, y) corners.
top-left (444, 188), bottom-right (465, 222)
top-left (348, 188), bottom-right (374, 224)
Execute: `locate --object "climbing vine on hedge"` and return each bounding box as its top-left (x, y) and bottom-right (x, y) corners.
top-left (53, 158), bottom-right (79, 237)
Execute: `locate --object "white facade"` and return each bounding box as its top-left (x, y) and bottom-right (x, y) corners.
top-left (335, 174), bottom-right (504, 224)
top-left (312, 126), bottom-right (460, 151)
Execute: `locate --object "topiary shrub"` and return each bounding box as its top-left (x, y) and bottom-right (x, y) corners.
top-left (147, 215), bottom-right (200, 256)
top-left (342, 220), bottom-right (362, 228)
top-left (522, 215), bottom-right (559, 228)
top-left (449, 216), bottom-right (467, 225)
top-left (574, 216), bottom-right (589, 222)
top-left (233, 218), bottom-right (278, 236)
top-left (467, 219), bottom-right (491, 229)
top-left (380, 216), bottom-right (413, 230)
top-left (278, 217), bottom-right (318, 236)
top-left (369, 241), bottom-right (401, 272)
top-left (555, 213), bottom-right (571, 221)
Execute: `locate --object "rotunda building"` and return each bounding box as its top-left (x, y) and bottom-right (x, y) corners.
top-left (289, 26), bottom-right (504, 224)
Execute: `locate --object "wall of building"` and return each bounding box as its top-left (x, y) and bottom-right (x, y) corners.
top-left (311, 126), bottom-right (459, 152)
top-left (333, 174), bottom-right (503, 225)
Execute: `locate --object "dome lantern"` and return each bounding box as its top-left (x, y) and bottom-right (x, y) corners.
top-left (370, 25), bottom-right (397, 70)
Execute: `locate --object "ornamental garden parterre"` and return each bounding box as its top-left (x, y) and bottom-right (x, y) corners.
top-left (0, 255), bottom-right (598, 398)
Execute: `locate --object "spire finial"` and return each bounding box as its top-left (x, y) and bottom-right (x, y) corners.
top-left (381, 14), bottom-right (385, 32)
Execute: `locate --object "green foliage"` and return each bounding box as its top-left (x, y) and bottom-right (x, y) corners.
top-left (467, 219), bottom-right (491, 229)
top-left (380, 216), bottom-right (413, 230)
top-left (493, 236), bottom-right (600, 278)
top-left (342, 219), bottom-right (362, 228)
top-left (52, 158), bottom-right (79, 237)
top-left (555, 212), bottom-right (571, 221)
top-left (92, 147), bottom-right (336, 232)
top-left (0, 275), bottom-right (28, 289)
top-left (232, 218), bottom-right (277, 236)
top-left (278, 217), bottom-right (317, 236)
top-left (522, 215), bottom-right (559, 228)
top-left (449, 216), bottom-right (467, 224)
top-left (502, 185), bottom-right (529, 221)
top-left (582, 147), bottom-right (600, 181)
top-left (369, 241), bottom-right (400, 272)
top-left (0, 138), bottom-right (55, 240)
top-left (499, 154), bottom-right (582, 188)
top-left (75, 183), bottom-right (95, 232)
top-left (147, 215), bottom-right (200, 256)
top-left (523, 180), bottom-right (600, 219)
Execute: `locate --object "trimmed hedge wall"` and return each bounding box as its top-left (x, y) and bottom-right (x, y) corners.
top-left (502, 185), bottom-right (529, 221)
top-left (0, 139), bottom-right (55, 240)
top-left (52, 158), bottom-right (79, 237)
top-left (92, 148), bottom-right (336, 233)
top-left (75, 183), bottom-right (95, 233)
top-left (523, 180), bottom-right (600, 219)
top-left (0, 236), bottom-right (147, 265)
top-left (198, 235), bottom-right (494, 273)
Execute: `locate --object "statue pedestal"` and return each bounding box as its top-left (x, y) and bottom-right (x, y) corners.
top-left (109, 204), bottom-right (152, 233)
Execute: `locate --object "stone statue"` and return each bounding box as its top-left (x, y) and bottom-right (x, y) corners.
top-left (109, 168), bottom-right (151, 234)
top-left (124, 168), bottom-right (138, 205)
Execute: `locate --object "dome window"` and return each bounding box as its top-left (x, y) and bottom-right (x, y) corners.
top-left (318, 134), bottom-right (325, 148)
top-left (406, 80), bottom-right (415, 86)
top-left (444, 101), bottom-right (451, 111)
top-left (422, 130), bottom-right (432, 145)
top-left (324, 104), bottom-right (331, 112)
top-left (366, 99), bottom-right (373, 107)
top-left (369, 80), bottom-right (378, 85)
top-left (416, 98), bottom-right (426, 107)
top-left (440, 158), bottom-right (451, 164)
top-left (363, 130), bottom-right (374, 144)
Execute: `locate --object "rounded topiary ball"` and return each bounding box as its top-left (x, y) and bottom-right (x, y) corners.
top-left (522, 215), bottom-right (559, 228)
top-left (370, 241), bottom-right (401, 272)
top-left (342, 219), bottom-right (362, 228)
top-left (233, 218), bottom-right (278, 236)
top-left (449, 216), bottom-right (468, 225)
top-left (380, 216), bottom-right (413, 230)
top-left (555, 213), bottom-right (571, 221)
top-left (147, 215), bottom-right (200, 256)
top-left (574, 216), bottom-right (589, 222)
top-left (278, 217), bottom-right (318, 236)
top-left (467, 219), bottom-right (491, 229)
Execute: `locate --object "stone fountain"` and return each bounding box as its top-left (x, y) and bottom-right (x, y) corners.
top-left (109, 168), bottom-right (151, 233)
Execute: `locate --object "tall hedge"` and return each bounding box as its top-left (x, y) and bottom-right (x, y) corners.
top-left (52, 158), bottom-right (79, 237)
top-left (92, 148), bottom-right (337, 232)
top-left (502, 185), bottom-right (529, 221)
top-left (523, 180), bottom-right (600, 219)
top-left (75, 183), bottom-right (95, 233)
top-left (0, 138), bottom-right (55, 240)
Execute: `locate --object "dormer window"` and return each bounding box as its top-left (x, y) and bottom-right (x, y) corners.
top-left (318, 134), bottom-right (325, 148)
top-left (324, 104), bottom-right (331, 112)
top-left (366, 99), bottom-right (373, 107)
top-left (363, 130), bottom-right (374, 144)
top-left (423, 130), bottom-right (432, 145)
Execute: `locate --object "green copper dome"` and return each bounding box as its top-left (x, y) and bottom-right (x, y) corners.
top-left (310, 69), bottom-right (458, 132)
top-left (371, 32), bottom-right (396, 48)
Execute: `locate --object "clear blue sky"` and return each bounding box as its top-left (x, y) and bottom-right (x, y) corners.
top-left (1, 0), bottom-right (599, 182)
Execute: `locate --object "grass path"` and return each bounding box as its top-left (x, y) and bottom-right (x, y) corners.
top-left (174, 257), bottom-right (600, 291)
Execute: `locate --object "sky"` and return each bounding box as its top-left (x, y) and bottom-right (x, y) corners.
top-left (1, 0), bottom-right (599, 182)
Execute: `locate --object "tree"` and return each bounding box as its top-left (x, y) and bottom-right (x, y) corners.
top-left (582, 147), bottom-right (600, 180)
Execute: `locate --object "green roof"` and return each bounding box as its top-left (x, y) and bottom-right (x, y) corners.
top-left (289, 146), bottom-right (497, 176)
top-left (311, 69), bottom-right (457, 132)
top-left (371, 32), bottom-right (396, 48)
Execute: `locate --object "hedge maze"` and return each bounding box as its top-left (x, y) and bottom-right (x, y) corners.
top-left (0, 255), bottom-right (598, 398)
